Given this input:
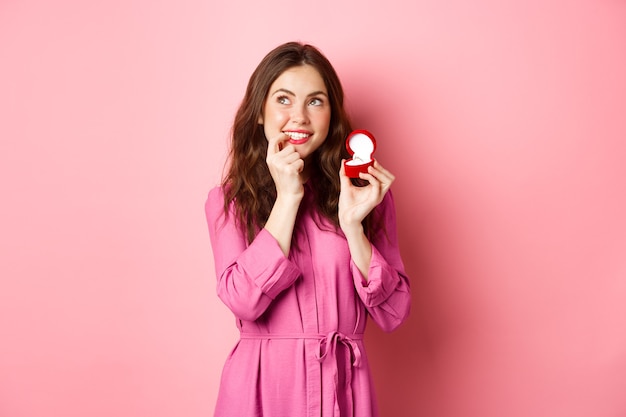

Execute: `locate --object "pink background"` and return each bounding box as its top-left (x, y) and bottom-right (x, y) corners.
top-left (2, 0), bottom-right (626, 416)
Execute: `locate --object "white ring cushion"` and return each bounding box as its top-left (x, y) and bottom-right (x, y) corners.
top-left (346, 133), bottom-right (374, 165)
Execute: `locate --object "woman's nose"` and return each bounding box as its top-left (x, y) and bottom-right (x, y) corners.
top-left (290, 105), bottom-right (309, 124)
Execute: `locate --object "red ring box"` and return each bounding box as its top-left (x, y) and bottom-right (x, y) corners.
top-left (344, 129), bottom-right (377, 178)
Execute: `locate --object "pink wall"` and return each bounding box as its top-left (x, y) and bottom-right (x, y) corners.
top-left (1, 0), bottom-right (625, 416)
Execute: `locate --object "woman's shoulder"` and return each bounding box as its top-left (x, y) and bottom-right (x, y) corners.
top-left (206, 185), bottom-right (224, 207)
top-left (378, 188), bottom-right (396, 211)
top-left (207, 184), bottom-right (226, 202)
top-left (205, 185), bottom-right (229, 221)
top-left (372, 188), bottom-right (398, 227)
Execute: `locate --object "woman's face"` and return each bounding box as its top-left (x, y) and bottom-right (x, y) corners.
top-left (259, 65), bottom-right (331, 161)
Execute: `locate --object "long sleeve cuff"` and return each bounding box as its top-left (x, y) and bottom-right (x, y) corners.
top-left (351, 244), bottom-right (401, 307)
top-left (239, 228), bottom-right (301, 299)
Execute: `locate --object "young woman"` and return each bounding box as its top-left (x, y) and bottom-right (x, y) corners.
top-left (205, 41), bottom-right (411, 417)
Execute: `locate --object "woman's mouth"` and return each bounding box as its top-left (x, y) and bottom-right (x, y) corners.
top-left (284, 131), bottom-right (312, 145)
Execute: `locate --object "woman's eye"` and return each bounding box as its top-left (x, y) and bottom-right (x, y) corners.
top-left (309, 98), bottom-right (323, 106)
top-left (277, 95), bottom-right (290, 105)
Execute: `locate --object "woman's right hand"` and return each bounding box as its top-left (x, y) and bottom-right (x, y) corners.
top-left (266, 133), bottom-right (305, 200)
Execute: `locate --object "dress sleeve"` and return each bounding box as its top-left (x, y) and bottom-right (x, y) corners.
top-left (205, 187), bottom-right (301, 322)
top-left (350, 190), bottom-right (411, 332)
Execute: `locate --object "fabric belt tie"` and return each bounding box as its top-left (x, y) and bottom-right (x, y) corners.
top-left (239, 331), bottom-right (363, 417)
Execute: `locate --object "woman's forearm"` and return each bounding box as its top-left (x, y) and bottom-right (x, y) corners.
top-left (263, 194), bottom-right (302, 257)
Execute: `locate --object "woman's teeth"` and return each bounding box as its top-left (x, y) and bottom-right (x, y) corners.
top-left (285, 132), bottom-right (311, 140)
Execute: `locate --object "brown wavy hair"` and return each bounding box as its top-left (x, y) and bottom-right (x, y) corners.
top-left (222, 41), bottom-right (371, 243)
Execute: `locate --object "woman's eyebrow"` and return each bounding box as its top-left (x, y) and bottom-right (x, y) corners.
top-left (307, 90), bottom-right (328, 98)
top-left (271, 88), bottom-right (295, 96)
top-left (271, 88), bottom-right (328, 97)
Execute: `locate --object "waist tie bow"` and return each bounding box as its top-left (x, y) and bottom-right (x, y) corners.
top-left (315, 331), bottom-right (363, 417)
top-left (315, 331), bottom-right (362, 367)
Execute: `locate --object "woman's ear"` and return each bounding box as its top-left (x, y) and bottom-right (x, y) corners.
top-left (257, 114), bottom-right (264, 124)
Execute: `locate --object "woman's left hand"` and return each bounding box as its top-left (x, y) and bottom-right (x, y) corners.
top-left (338, 160), bottom-right (395, 235)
